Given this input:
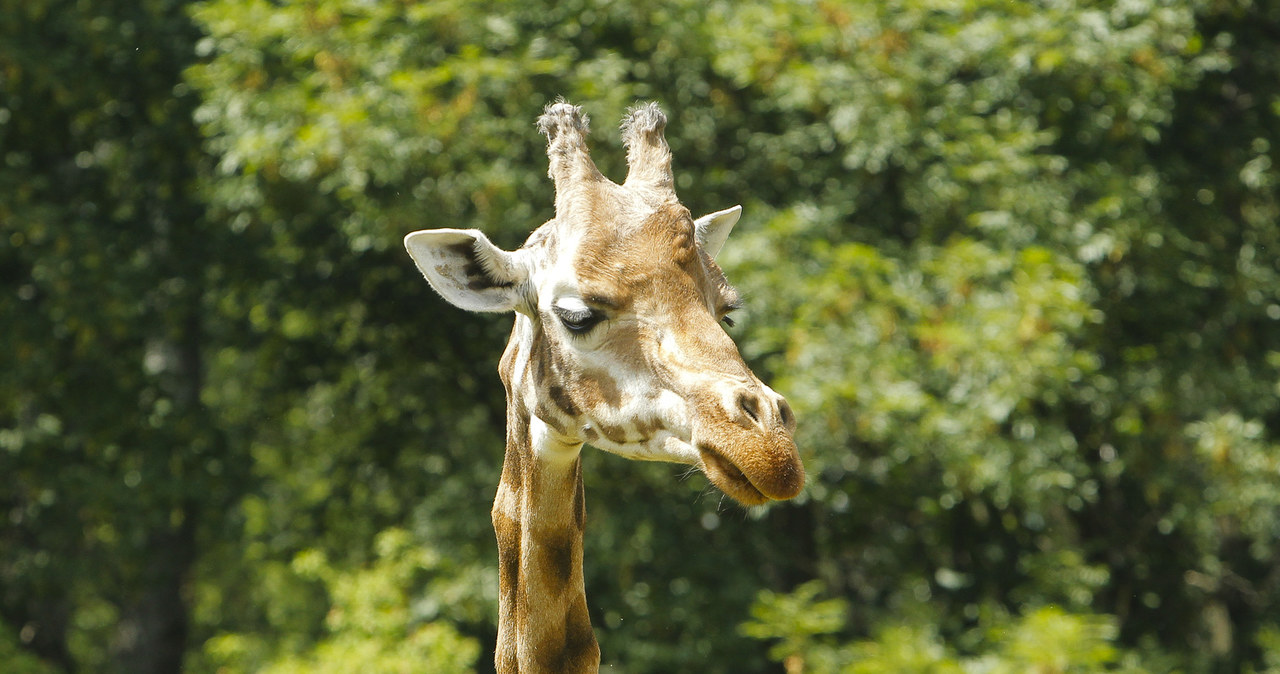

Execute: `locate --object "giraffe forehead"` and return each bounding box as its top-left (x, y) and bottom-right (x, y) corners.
top-left (563, 205), bottom-right (709, 304)
top-left (602, 203), bottom-right (696, 264)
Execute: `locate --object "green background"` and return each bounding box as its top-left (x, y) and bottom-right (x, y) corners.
top-left (3, 0), bottom-right (1280, 672)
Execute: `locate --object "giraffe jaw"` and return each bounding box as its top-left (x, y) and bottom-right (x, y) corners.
top-left (698, 444), bottom-right (770, 506)
top-left (587, 432), bottom-right (775, 505)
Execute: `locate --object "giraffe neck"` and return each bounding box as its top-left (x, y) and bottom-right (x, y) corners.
top-left (493, 323), bottom-right (599, 673)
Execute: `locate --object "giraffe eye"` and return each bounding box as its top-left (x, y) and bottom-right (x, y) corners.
top-left (552, 303), bottom-right (605, 335)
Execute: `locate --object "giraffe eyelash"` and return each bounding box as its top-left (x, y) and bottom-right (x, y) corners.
top-left (552, 304), bottom-right (606, 336)
top-left (720, 300), bottom-right (744, 328)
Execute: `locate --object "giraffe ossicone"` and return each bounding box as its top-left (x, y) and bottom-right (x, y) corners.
top-left (405, 100), bottom-right (803, 673)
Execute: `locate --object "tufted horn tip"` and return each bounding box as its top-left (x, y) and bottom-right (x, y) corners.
top-left (537, 99), bottom-right (590, 141)
top-left (620, 101), bottom-right (667, 147)
top-left (537, 98), bottom-right (607, 217)
top-left (620, 101), bottom-right (674, 195)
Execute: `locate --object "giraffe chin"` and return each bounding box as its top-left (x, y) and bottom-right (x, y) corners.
top-left (697, 445), bottom-right (772, 506)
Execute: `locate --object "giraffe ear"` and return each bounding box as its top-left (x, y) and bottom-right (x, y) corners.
top-left (694, 205), bottom-right (742, 259)
top-left (404, 229), bottom-right (529, 313)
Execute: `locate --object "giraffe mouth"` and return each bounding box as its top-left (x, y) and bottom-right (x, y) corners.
top-left (697, 444), bottom-right (770, 506)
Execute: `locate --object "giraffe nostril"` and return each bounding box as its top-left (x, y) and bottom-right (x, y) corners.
top-left (737, 392), bottom-right (761, 425)
top-left (777, 399), bottom-right (795, 432)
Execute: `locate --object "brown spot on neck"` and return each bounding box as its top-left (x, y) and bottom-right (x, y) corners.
top-left (547, 384), bottom-right (578, 417)
top-left (495, 406), bottom-right (597, 673)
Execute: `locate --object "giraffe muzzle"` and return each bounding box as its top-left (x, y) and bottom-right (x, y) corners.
top-left (694, 385), bottom-right (804, 505)
top-left (696, 431), bottom-right (803, 505)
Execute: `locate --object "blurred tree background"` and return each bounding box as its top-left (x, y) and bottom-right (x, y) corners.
top-left (3, 0), bottom-right (1279, 672)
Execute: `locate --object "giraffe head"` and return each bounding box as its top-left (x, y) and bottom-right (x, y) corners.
top-left (405, 101), bottom-right (803, 505)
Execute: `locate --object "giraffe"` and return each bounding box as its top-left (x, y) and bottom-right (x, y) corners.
top-left (404, 100), bottom-right (804, 673)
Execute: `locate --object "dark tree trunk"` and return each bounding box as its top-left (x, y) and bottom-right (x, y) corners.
top-left (110, 520), bottom-right (196, 674)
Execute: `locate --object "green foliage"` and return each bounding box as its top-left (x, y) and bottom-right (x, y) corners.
top-left (743, 582), bottom-right (1139, 674)
top-left (1, 0), bottom-right (230, 671)
top-left (204, 528), bottom-right (479, 674)
top-left (0, 619), bottom-right (58, 674)
top-left (1252, 625), bottom-right (1280, 674)
top-left (4, 0), bottom-right (1280, 672)
top-left (741, 580), bottom-right (851, 668)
